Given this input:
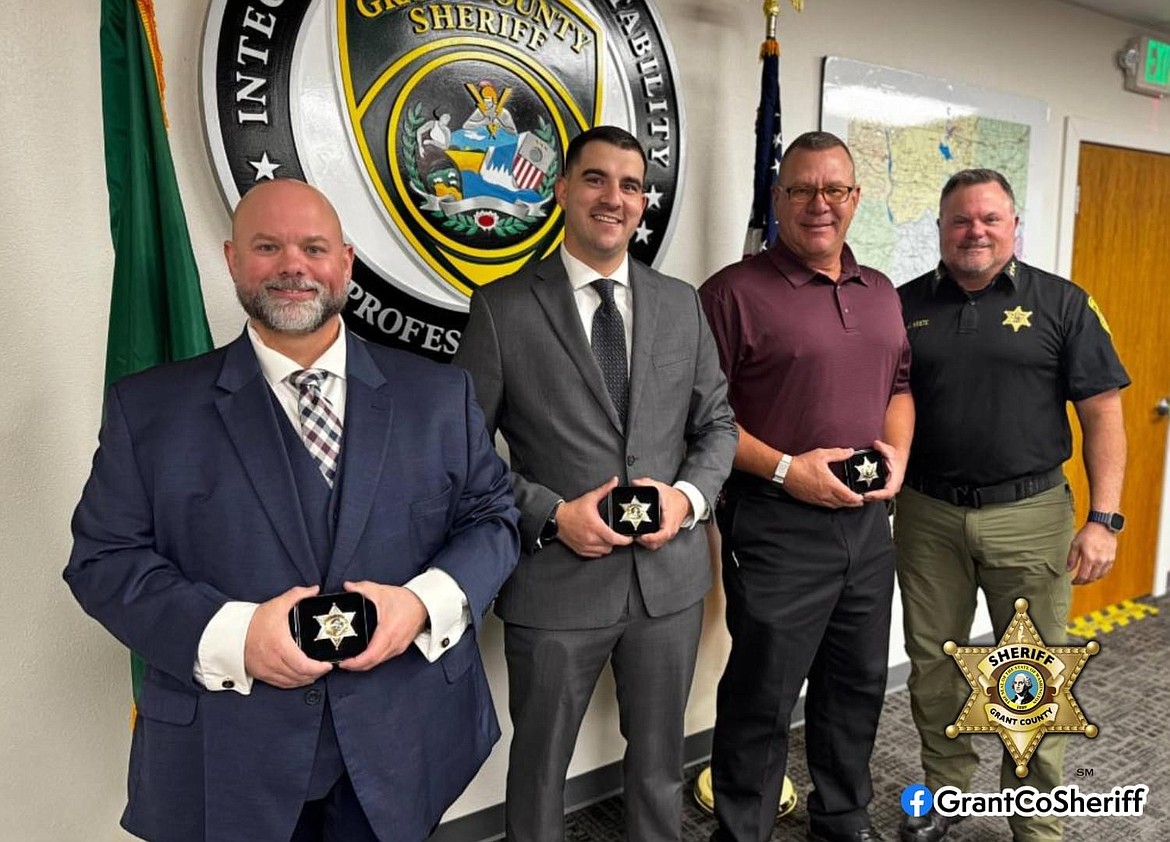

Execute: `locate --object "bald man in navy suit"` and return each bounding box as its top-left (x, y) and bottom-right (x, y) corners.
top-left (66, 180), bottom-right (519, 842)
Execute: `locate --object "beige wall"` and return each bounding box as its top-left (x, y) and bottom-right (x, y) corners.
top-left (5, 0), bottom-right (1168, 837)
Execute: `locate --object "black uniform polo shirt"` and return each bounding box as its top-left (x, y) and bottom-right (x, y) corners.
top-left (899, 258), bottom-right (1129, 487)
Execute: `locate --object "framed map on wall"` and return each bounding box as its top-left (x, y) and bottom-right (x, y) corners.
top-left (821, 57), bottom-right (1050, 285)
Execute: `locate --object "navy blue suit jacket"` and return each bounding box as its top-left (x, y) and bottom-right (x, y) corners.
top-left (65, 330), bottom-right (519, 842)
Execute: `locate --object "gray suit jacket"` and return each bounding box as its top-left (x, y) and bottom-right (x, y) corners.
top-left (455, 254), bottom-right (736, 629)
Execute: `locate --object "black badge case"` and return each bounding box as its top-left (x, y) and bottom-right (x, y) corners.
top-left (601, 485), bottom-right (662, 535)
top-left (841, 448), bottom-right (888, 493)
top-left (289, 592), bottom-right (378, 663)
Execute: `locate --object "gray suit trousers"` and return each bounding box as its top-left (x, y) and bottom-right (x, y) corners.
top-left (503, 563), bottom-right (703, 842)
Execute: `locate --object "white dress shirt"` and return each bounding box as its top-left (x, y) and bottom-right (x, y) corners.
top-left (194, 318), bottom-right (471, 695)
top-left (559, 247), bottom-right (708, 526)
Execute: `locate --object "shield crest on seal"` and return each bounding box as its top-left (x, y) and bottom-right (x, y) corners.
top-left (337, 0), bottom-right (602, 295)
top-left (203, 0), bottom-right (684, 359)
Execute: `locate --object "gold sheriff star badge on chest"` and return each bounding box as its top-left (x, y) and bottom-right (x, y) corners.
top-left (314, 603), bottom-right (358, 650)
top-left (1002, 305), bottom-right (1033, 332)
top-left (945, 598), bottom-right (1099, 778)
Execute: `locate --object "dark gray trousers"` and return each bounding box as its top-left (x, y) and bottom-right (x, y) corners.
top-left (504, 569), bottom-right (703, 842)
top-left (711, 485), bottom-right (895, 842)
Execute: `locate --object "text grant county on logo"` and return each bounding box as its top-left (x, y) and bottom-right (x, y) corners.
top-left (202, 0), bottom-right (685, 359)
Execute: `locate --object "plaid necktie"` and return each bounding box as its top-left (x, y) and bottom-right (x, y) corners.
top-left (590, 278), bottom-right (628, 428)
top-left (287, 369), bottom-right (343, 487)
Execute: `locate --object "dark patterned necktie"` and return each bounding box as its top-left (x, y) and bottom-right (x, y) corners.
top-left (590, 278), bottom-right (629, 428)
top-left (287, 369), bottom-right (343, 487)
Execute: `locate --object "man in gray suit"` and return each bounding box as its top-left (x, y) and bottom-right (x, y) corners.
top-left (454, 126), bottom-right (737, 842)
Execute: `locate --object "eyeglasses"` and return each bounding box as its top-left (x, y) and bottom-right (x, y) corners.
top-left (779, 185), bottom-right (857, 204)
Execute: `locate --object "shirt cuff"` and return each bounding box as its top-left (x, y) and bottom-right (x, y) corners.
top-left (194, 601), bottom-right (258, 695)
top-left (674, 480), bottom-right (708, 529)
top-left (404, 568), bottom-right (471, 663)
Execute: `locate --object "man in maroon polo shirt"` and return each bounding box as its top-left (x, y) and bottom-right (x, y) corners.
top-left (700, 131), bottom-right (914, 842)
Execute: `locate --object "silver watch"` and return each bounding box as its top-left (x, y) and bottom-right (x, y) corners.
top-left (771, 453), bottom-right (793, 486)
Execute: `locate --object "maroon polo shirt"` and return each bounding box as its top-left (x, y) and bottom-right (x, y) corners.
top-left (700, 241), bottom-right (910, 456)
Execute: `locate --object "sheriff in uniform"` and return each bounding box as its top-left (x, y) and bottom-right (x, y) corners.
top-left (894, 169), bottom-right (1129, 842)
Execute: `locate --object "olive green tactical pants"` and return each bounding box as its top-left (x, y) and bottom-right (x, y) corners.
top-left (894, 483), bottom-right (1074, 842)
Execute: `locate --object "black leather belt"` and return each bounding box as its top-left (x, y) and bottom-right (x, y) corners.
top-left (906, 467), bottom-right (1065, 509)
top-left (724, 469), bottom-right (793, 502)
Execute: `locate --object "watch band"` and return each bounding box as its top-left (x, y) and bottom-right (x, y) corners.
top-left (1087, 510), bottom-right (1125, 533)
top-left (535, 499), bottom-right (564, 550)
top-left (771, 453), bottom-right (793, 486)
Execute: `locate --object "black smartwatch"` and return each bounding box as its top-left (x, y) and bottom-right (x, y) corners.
top-left (536, 500), bottom-right (564, 550)
top-left (1087, 510), bottom-right (1125, 533)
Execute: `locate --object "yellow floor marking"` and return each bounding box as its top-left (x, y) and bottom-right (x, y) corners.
top-left (1067, 599), bottom-right (1160, 638)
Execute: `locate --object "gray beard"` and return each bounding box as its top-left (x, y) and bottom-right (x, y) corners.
top-left (236, 278), bottom-right (347, 335)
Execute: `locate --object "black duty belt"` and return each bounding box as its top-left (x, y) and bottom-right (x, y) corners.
top-left (906, 467), bottom-right (1065, 509)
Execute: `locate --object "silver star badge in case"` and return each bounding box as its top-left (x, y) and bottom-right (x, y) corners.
top-left (620, 496), bottom-right (653, 531)
top-left (314, 603), bottom-right (358, 650)
top-left (854, 456), bottom-right (881, 488)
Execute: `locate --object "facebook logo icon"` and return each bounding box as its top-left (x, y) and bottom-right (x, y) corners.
top-left (901, 784), bottom-right (933, 817)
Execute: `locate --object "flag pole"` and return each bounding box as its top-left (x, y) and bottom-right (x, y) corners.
top-left (741, 0), bottom-right (802, 256)
top-left (763, 0), bottom-right (779, 49)
top-left (693, 0), bottom-right (804, 819)
top-left (100, 0), bottom-right (215, 722)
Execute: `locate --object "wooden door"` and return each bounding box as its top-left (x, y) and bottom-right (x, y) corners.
top-left (1066, 142), bottom-right (1170, 618)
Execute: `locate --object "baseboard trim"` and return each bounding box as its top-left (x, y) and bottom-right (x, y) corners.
top-left (428, 657), bottom-right (918, 842)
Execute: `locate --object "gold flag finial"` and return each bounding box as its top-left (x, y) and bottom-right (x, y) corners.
top-left (761, 0), bottom-right (803, 58)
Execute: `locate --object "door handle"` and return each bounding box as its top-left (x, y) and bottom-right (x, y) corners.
top-left (1156, 397), bottom-right (1170, 417)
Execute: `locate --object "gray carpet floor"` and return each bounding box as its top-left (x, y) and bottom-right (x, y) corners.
top-left (563, 596), bottom-right (1167, 841)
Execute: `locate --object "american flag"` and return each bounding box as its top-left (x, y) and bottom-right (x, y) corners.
top-left (512, 132), bottom-right (555, 191)
top-left (743, 38), bottom-right (781, 257)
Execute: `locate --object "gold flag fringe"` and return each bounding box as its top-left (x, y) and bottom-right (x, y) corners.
top-left (135, 0), bottom-right (169, 129)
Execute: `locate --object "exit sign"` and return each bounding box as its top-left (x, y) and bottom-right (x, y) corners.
top-left (1121, 35), bottom-right (1170, 97)
top-left (1145, 38), bottom-right (1170, 86)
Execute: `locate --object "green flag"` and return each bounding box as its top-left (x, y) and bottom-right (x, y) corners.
top-left (100, 0), bottom-right (214, 704)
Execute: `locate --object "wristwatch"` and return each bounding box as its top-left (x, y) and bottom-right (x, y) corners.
top-left (535, 500), bottom-right (564, 550)
top-left (771, 453), bottom-right (793, 486)
top-left (1087, 510), bottom-right (1125, 533)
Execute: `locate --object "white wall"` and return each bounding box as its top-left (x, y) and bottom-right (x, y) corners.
top-left (4, 0), bottom-right (1168, 838)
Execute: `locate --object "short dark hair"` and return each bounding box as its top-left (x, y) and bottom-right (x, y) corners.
top-left (563, 126), bottom-right (647, 175)
top-left (778, 131), bottom-right (855, 181)
top-left (940, 168), bottom-right (1016, 208)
